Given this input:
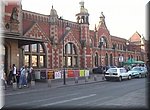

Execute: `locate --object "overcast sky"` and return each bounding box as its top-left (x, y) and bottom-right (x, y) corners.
top-left (21, 0), bottom-right (149, 39)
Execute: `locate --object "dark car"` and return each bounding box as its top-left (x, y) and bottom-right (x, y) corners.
top-left (92, 66), bottom-right (104, 74)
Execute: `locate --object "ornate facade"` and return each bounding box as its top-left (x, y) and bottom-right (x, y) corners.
top-left (1, 0), bottom-right (148, 75)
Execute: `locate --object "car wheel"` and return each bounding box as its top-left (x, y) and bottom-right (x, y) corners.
top-left (118, 76), bottom-right (122, 82)
top-left (139, 74), bottom-right (142, 78)
top-left (105, 78), bottom-right (109, 81)
top-left (128, 75), bottom-right (132, 80)
top-left (145, 73), bottom-right (148, 78)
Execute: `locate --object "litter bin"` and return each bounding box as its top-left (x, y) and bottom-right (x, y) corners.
top-left (35, 71), bottom-right (40, 80)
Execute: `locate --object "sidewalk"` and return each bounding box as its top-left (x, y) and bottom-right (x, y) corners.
top-left (4, 74), bottom-right (105, 95)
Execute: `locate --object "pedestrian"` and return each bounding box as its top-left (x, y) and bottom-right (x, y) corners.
top-left (28, 66), bottom-right (33, 83)
top-left (24, 65), bottom-right (28, 87)
top-left (18, 66), bottom-right (25, 88)
top-left (8, 68), bottom-right (13, 85)
top-left (1, 68), bottom-right (7, 90)
top-left (12, 64), bottom-right (17, 83)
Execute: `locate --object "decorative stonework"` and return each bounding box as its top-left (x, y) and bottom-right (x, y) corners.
top-left (24, 23), bottom-right (48, 41)
top-left (5, 7), bottom-right (20, 33)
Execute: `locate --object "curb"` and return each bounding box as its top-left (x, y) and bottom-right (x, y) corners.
top-left (4, 79), bottom-right (105, 96)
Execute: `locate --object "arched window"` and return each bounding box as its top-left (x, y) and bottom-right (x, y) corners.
top-left (24, 43), bottom-right (46, 68)
top-left (64, 43), bottom-right (78, 68)
top-left (100, 36), bottom-right (108, 48)
top-left (26, 13), bottom-right (28, 19)
top-left (95, 53), bottom-right (98, 67)
top-left (23, 13), bottom-right (25, 18)
top-left (105, 53), bottom-right (108, 66)
top-left (89, 38), bottom-right (92, 47)
top-left (110, 54), bottom-right (113, 66)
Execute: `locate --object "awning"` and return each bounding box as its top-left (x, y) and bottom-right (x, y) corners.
top-left (3, 32), bottom-right (49, 47)
top-left (123, 58), bottom-right (145, 65)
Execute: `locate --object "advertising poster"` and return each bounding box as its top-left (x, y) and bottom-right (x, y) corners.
top-left (84, 70), bottom-right (89, 77)
top-left (74, 70), bottom-right (79, 77)
top-left (54, 71), bottom-right (62, 79)
top-left (79, 70), bottom-right (85, 77)
top-left (67, 69), bottom-right (74, 77)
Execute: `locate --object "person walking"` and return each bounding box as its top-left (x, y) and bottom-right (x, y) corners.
top-left (1, 68), bottom-right (7, 90)
top-left (7, 67), bottom-right (13, 85)
top-left (18, 66), bottom-right (25, 88)
top-left (24, 65), bottom-right (28, 87)
top-left (12, 64), bottom-right (17, 83)
top-left (27, 66), bottom-right (33, 83)
top-left (18, 65), bottom-right (28, 88)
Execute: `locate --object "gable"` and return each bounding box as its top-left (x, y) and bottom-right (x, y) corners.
top-left (129, 32), bottom-right (141, 42)
top-left (61, 29), bottom-right (81, 48)
top-left (23, 23), bottom-right (48, 42)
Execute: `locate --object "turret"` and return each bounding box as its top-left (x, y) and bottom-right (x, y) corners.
top-left (49, 5), bottom-right (58, 45)
top-left (76, 1), bottom-right (89, 24)
top-left (49, 5), bottom-right (58, 24)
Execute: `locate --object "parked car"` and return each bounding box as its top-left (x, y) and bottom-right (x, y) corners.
top-left (92, 66), bottom-right (104, 74)
top-left (127, 66), bottom-right (148, 78)
top-left (105, 66), bottom-right (117, 71)
top-left (105, 67), bottom-right (132, 81)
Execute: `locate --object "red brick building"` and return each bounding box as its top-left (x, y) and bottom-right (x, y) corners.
top-left (1, 0), bottom-right (148, 75)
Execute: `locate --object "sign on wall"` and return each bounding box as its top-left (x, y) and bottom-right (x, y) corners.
top-left (54, 71), bottom-right (62, 79)
top-left (84, 70), bottom-right (89, 77)
top-left (119, 56), bottom-right (124, 62)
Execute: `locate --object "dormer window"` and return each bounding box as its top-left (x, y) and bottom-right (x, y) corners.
top-left (100, 36), bottom-right (108, 48)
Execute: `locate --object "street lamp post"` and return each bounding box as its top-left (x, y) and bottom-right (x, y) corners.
top-left (63, 36), bottom-right (66, 85)
top-left (126, 42), bottom-right (129, 61)
top-left (62, 21), bottom-right (70, 85)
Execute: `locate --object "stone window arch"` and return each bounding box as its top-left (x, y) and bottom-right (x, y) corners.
top-left (32, 15), bottom-right (34, 19)
top-left (28, 14), bottom-right (31, 19)
top-left (23, 13), bottom-right (25, 18)
top-left (110, 53), bottom-right (113, 66)
top-left (35, 15), bottom-right (37, 20)
top-left (94, 52), bottom-right (98, 67)
top-left (64, 42), bottom-right (78, 68)
top-left (26, 13), bottom-right (28, 19)
top-left (100, 36), bottom-right (108, 48)
top-left (105, 53), bottom-right (108, 66)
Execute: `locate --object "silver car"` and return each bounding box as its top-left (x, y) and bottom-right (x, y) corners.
top-left (127, 66), bottom-right (148, 78)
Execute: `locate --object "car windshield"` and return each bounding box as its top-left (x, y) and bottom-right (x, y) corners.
top-left (107, 68), bottom-right (117, 73)
top-left (131, 67), bottom-right (141, 71)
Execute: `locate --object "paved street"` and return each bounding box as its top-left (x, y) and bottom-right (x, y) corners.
top-left (2, 76), bottom-right (148, 110)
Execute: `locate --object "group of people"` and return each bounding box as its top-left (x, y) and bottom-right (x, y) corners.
top-left (1, 64), bottom-right (34, 89)
top-left (18, 65), bottom-right (33, 88)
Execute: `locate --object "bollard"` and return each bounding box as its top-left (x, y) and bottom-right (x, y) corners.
top-left (12, 82), bottom-right (17, 90)
top-left (48, 79), bottom-right (51, 87)
top-left (94, 75), bottom-right (97, 81)
top-left (31, 80), bottom-right (35, 87)
top-left (102, 76), bottom-right (105, 80)
top-left (75, 77), bottom-right (78, 83)
top-left (85, 76), bottom-right (88, 82)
